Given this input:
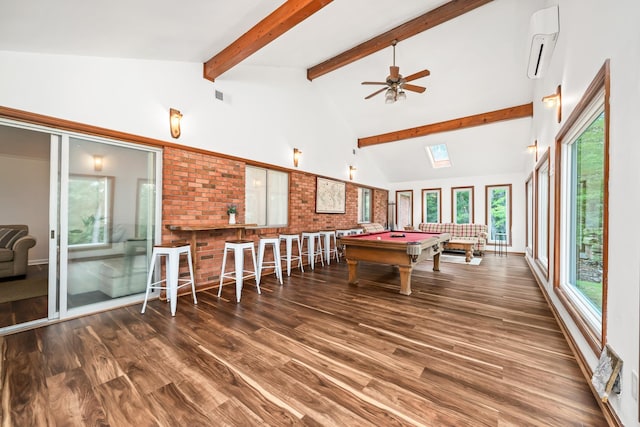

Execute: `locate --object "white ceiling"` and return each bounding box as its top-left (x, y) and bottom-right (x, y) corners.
top-left (0, 0), bottom-right (545, 183)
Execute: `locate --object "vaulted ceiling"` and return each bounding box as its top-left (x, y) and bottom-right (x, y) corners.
top-left (0, 0), bottom-right (545, 182)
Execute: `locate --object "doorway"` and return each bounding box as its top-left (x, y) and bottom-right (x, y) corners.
top-left (0, 121), bottom-right (161, 332)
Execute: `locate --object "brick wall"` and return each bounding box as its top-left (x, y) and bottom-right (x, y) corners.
top-left (162, 146), bottom-right (388, 290)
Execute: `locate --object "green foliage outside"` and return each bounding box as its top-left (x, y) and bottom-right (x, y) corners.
top-left (572, 112), bottom-right (605, 313)
top-left (68, 177), bottom-right (108, 246)
top-left (425, 193), bottom-right (438, 222)
top-left (455, 190), bottom-right (470, 223)
top-left (489, 188), bottom-right (507, 239)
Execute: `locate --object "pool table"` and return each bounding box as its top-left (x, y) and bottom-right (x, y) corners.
top-left (338, 231), bottom-right (450, 295)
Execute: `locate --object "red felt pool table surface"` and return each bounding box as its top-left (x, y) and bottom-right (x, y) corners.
top-left (338, 231), bottom-right (450, 295)
top-left (345, 231), bottom-right (440, 243)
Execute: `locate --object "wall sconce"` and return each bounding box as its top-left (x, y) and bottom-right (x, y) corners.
top-left (349, 165), bottom-right (357, 180)
top-left (527, 140), bottom-right (538, 162)
top-left (93, 155), bottom-right (103, 172)
top-left (542, 85), bottom-right (561, 123)
top-left (169, 108), bottom-right (183, 139)
top-left (293, 148), bottom-right (302, 167)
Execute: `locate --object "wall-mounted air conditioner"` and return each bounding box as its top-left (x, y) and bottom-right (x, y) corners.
top-left (527, 5), bottom-right (559, 79)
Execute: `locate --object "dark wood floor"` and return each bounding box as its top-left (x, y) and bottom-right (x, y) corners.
top-left (0, 254), bottom-right (607, 426)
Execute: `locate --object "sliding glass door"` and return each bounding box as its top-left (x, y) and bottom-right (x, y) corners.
top-left (61, 136), bottom-right (160, 315)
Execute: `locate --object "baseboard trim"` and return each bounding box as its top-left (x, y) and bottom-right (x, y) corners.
top-left (524, 256), bottom-right (622, 426)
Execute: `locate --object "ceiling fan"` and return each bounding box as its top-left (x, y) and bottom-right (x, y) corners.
top-left (361, 40), bottom-right (430, 104)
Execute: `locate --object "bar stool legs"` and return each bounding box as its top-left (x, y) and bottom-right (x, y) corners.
top-left (279, 234), bottom-right (304, 276)
top-left (219, 240), bottom-right (260, 302)
top-left (257, 236), bottom-right (283, 285)
top-left (141, 243), bottom-right (197, 316)
top-left (319, 230), bottom-right (339, 264)
top-left (301, 231), bottom-right (324, 270)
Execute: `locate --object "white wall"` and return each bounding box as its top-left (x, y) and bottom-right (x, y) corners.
top-left (529, 1), bottom-right (640, 424)
top-left (0, 51), bottom-right (387, 189)
top-left (0, 154), bottom-right (49, 262)
top-left (388, 172), bottom-right (528, 252)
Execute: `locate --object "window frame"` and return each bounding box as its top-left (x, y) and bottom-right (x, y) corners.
top-left (485, 184), bottom-right (512, 246)
top-left (553, 60), bottom-right (610, 353)
top-left (357, 187), bottom-right (373, 224)
top-left (421, 188), bottom-right (442, 223)
top-left (245, 165), bottom-right (289, 227)
top-left (67, 174), bottom-right (114, 249)
top-left (534, 148), bottom-right (550, 278)
top-left (525, 173), bottom-right (534, 256)
top-left (451, 186), bottom-right (474, 224)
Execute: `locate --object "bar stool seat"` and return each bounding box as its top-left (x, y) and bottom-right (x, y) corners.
top-left (257, 235), bottom-right (283, 285)
top-left (278, 233), bottom-right (304, 276)
top-left (301, 231), bottom-right (324, 270)
top-left (141, 243), bottom-right (197, 316)
top-left (218, 239), bottom-right (260, 302)
top-left (319, 229), bottom-right (339, 264)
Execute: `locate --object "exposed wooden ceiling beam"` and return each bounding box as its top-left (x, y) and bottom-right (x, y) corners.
top-left (307, 0), bottom-right (493, 81)
top-left (357, 103), bottom-right (533, 148)
top-left (203, 0), bottom-right (333, 82)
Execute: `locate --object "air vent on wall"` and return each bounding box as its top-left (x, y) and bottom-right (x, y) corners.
top-left (527, 5), bottom-right (559, 79)
top-left (215, 90), bottom-right (224, 101)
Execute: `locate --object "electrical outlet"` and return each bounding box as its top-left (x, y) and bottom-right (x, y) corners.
top-left (632, 370), bottom-right (638, 401)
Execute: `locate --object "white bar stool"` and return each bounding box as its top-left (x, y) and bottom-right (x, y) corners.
top-left (319, 229), bottom-right (339, 264)
top-left (141, 243), bottom-right (197, 316)
top-left (301, 231), bottom-right (324, 270)
top-left (257, 235), bottom-right (283, 285)
top-left (278, 233), bottom-right (304, 276)
top-left (218, 239), bottom-right (260, 302)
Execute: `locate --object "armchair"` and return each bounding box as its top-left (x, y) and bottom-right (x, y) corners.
top-left (0, 225), bottom-right (37, 279)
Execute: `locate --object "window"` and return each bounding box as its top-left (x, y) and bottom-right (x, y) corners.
top-left (421, 188), bottom-right (441, 223)
top-left (525, 174), bottom-right (534, 255)
top-left (485, 184), bottom-right (511, 245)
top-left (358, 187), bottom-right (372, 223)
top-left (451, 186), bottom-right (474, 224)
top-left (535, 150), bottom-right (550, 275)
top-left (68, 174), bottom-right (113, 248)
top-left (245, 166), bottom-right (288, 227)
top-left (425, 144), bottom-right (451, 168)
top-left (555, 60), bottom-right (609, 350)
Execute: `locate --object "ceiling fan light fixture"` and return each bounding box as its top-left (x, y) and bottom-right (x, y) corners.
top-left (385, 88), bottom-right (396, 104)
top-left (397, 90), bottom-right (407, 101)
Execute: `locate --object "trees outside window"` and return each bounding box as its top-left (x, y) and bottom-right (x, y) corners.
top-left (485, 184), bottom-right (511, 244)
top-left (452, 186), bottom-right (474, 224)
top-left (422, 188), bottom-right (441, 223)
top-left (554, 60), bottom-right (609, 350)
top-left (68, 175), bottom-right (113, 247)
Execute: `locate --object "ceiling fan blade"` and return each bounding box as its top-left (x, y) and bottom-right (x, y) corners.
top-left (404, 69), bottom-right (430, 82)
top-left (402, 83), bottom-right (426, 93)
top-left (364, 87), bottom-right (388, 100)
top-left (361, 81), bottom-right (388, 85)
top-left (389, 65), bottom-right (400, 80)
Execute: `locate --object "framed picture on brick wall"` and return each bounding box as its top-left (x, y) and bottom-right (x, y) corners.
top-left (316, 177), bottom-right (345, 214)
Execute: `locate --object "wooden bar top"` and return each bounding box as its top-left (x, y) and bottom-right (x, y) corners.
top-left (166, 223), bottom-right (257, 232)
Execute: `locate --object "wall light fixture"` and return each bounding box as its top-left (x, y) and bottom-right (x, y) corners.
top-left (349, 165), bottom-right (357, 180)
top-left (170, 108), bottom-right (183, 138)
top-left (542, 85), bottom-right (561, 123)
top-left (93, 155), bottom-right (103, 171)
top-left (293, 148), bottom-right (302, 167)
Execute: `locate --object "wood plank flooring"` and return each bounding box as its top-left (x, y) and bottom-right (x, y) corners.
top-left (1, 255), bottom-right (608, 426)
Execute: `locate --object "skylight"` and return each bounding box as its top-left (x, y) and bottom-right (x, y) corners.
top-left (425, 144), bottom-right (452, 168)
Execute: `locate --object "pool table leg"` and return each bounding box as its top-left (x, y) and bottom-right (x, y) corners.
top-left (398, 266), bottom-right (412, 295)
top-left (433, 252), bottom-right (441, 272)
top-left (347, 259), bottom-right (359, 284)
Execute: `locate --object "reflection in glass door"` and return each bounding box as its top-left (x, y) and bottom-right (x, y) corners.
top-left (62, 136), bottom-right (159, 314)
